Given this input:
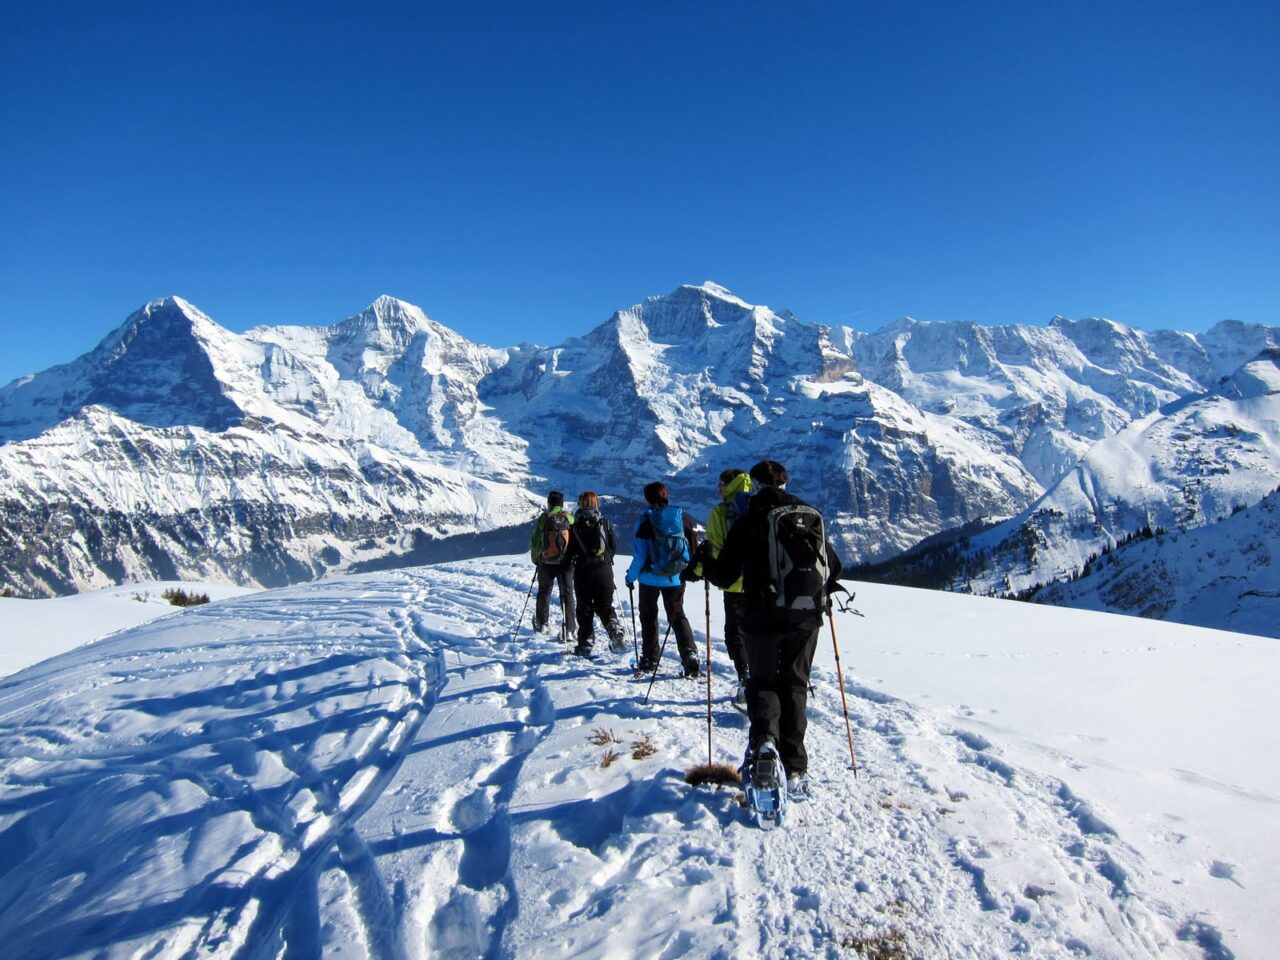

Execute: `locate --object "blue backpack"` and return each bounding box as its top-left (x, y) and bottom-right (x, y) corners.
top-left (646, 506), bottom-right (690, 577)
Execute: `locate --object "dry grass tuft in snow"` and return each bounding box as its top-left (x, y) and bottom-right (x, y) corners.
top-left (684, 762), bottom-right (743, 787)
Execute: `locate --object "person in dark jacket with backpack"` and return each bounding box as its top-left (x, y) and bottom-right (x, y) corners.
top-left (624, 481), bottom-right (700, 677)
top-left (698, 460), bottom-right (843, 801)
top-left (565, 491), bottom-right (626, 657)
top-left (529, 491), bottom-right (575, 639)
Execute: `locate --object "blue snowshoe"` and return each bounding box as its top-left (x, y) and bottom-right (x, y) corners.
top-left (744, 741), bottom-right (786, 829)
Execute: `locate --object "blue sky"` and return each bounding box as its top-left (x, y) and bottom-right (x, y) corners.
top-left (1, 1), bottom-right (1277, 385)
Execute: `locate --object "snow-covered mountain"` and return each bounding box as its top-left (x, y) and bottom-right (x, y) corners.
top-left (1, 284), bottom-right (1276, 602)
top-left (479, 283), bottom-right (1039, 560)
top-left (1, 559), bottom-right (1274, 958)
top-left (922, 349), bottom-right (1280, 600)
top-left (845, 315), bottom-right (1252, 487)
top-left (1029, 489), bottom-right (1280, 638)
top-left (0, 298), bottom-right (538, 595)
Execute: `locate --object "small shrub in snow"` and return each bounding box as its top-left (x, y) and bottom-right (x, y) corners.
top-left (162, 588), bottom-right (210, 607)
top-left (587, 728), bottom-right (622, 746)
top-left (839, 928), bottom-right (909, 960)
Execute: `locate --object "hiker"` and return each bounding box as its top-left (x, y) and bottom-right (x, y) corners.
top-left (565, 491), bottom-right (626, 657)
top-left (529, 490), bottom-right (575, 638)
top-left (698, 459), bottom-right (843, 800)
top-left (705, 468), bottom-right (752, 708)
top-left (624, 481), bottom-right (701, 677)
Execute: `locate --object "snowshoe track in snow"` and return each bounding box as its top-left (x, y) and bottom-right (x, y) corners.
top-left (0, 559), bottom-right (1239, 958)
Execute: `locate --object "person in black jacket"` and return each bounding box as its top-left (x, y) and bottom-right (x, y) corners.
top-left (698, 459), bottom-right (843, 800)
top-left (564, 491), bottom-right (626, 657)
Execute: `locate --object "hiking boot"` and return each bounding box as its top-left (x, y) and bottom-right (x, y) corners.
top-left (533, 620), bottom-right (548, 635)
top-left (573, 642), bottom-right (593, 658)
top-left (635, 657), bottom-right (658, 674)
top-left (682, 658), bottom-right (700, 679)
top-left (786, 772), bottom-right (812, 802)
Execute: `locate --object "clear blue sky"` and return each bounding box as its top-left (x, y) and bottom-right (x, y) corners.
top-left (2, 1), bottom-right (1277, 385)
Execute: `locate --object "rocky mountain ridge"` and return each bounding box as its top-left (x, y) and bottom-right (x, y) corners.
top-left (1, 284), bottom-right (1276, 603)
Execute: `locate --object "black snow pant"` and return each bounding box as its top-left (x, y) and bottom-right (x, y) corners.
top-left (722, 592), bottom-right (749, 682)
top-left (573, 562), bottom-right (622, 648)
top-left (744, 623), bottom-right (820, 778)
top-left (535, 562), bottom-right (575, 636)
top-left (638, 583), bottom-right (696, 665)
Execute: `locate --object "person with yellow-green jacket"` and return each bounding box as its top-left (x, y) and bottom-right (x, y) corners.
top-left (707, 468), bottom-right (752, 708)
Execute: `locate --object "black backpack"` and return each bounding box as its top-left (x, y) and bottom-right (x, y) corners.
top-left (540, 511), bottom-right (571, 564)
top-left (573, 508), bottom-right (610, 563)
top-left (763, 504), bottom-right (830, 619)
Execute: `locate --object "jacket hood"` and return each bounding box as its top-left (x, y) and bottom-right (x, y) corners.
top-left (721, 472), bottom-right (752, 502)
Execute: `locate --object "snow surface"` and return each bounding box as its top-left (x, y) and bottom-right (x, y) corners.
top-left (0, 558), bottom-right (1274, 958)
top-left (0, 580), bottom-right (255, 677)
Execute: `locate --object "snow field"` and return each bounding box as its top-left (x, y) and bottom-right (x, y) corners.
top-left (0, 557), bottom-right (1270, 958)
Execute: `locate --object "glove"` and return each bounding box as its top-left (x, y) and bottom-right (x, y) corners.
top-left (625, 577), bottom-right (635, 589)
top-left (680, 565), bottom-right (702, 583)
top-left (693, 540), bottom-right (713, 564)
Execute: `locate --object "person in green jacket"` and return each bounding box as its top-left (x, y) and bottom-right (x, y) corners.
top-left (529, 491), bottom-right (575, 639)
top-left (707, 468), bottom-right (752, 708)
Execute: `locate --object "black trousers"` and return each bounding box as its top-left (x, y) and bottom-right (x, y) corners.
top-left (535, 562), bottom-right (575, 633)
top-left (573, 562), bottom-right (621, 645)
top-left (744, 623), bottom-right (820, 777)
top-left (638, 583), bottom-right (696, 663)
top-left (722, 592), bottom-right (748, 681)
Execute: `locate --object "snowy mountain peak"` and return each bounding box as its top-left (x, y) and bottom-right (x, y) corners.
top-left (0, 296), bottom-right (243, 443)
top-left (105, 295), bottom-right (223, 351)
top-left (1218, 348), bottom-right (1280, 399)
top-left (630, 283), bottom-right (766, 341)
top-left (346, 294), bottom-right (437, 341)
top-left (685, 280), bottom-right (751, 307)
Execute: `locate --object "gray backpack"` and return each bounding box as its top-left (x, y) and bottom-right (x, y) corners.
top-left (764, 504), bottom-right (830, 617)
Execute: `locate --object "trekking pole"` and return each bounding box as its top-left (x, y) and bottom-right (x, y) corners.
top-left (561, 570), bottom-right (569, 644)
top-left (515, 567), bottom-right (537, 636)
top-left (628, 584), bottom-right (639, 663)
top-left (704, 577), bottom-right (713, 766)
top-left (642, 623), bottom-right (673, 705)
top-left (827, 609), bottom-right (860, 778)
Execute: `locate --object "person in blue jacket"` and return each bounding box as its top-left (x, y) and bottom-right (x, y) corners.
top-left (625, 481), bottom-right (700, 677)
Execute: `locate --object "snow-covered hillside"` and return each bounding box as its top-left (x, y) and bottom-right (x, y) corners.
top-left (959, 349), bottom-right (1280, 600)
top-left (0, 580), bottom-right (255, 676)
top-left (1029, 490), bottom-right (1280, 638)
top-left (0, 559), bottom-right (1273, 958)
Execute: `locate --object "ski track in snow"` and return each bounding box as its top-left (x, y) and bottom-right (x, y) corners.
top-left (0, 560), bottom-right (1231, 958)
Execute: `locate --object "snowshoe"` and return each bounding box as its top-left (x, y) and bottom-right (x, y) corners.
top-left (786, 773), bottom-right (812, 803)
top-left (607, 626), bottom-right (628, 654)
top-left (744, 741), bottom-right (786, 829)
